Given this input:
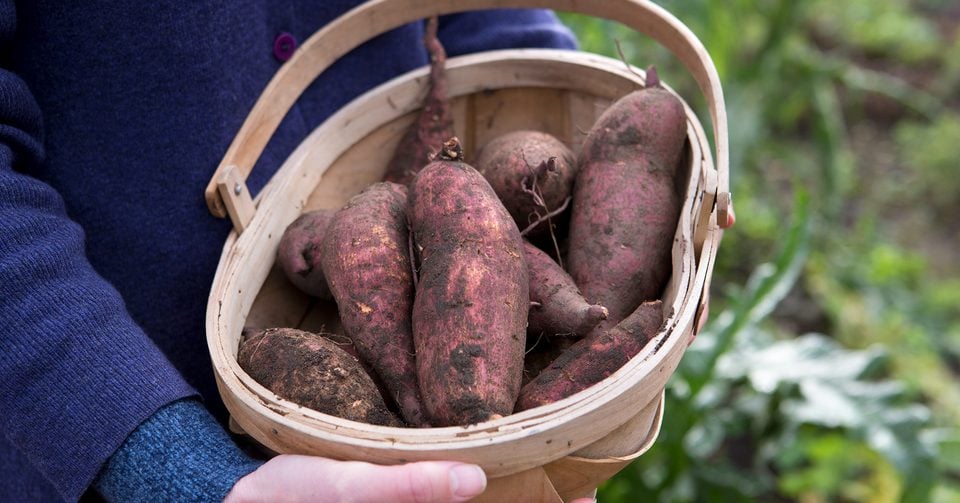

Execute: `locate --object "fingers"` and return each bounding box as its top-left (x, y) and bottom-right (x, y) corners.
top-left (226, 454), bottom-right (487, 503)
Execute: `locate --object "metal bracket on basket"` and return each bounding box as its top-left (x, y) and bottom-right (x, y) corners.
top-left (216, 165), bottom-right (255, 233)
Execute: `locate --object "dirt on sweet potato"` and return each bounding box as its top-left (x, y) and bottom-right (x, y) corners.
top-left (237, 327), bottom-right (404, 427)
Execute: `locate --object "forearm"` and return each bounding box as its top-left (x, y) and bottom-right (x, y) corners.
top-left (93, 398), bottom-right (263, 503)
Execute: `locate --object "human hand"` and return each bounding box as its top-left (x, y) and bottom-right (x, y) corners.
top-left (224, 454), bottom-right (487, 503)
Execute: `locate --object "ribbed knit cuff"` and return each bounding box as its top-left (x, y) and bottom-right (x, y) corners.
top-left (92, 398), bottom-right (264, 503)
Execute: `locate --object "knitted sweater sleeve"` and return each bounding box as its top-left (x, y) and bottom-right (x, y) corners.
top-left (0, 4), bottom-right (197, 501)
top-left (92, 398), bottom-right (264, 503)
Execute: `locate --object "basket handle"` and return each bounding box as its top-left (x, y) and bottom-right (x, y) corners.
top-left (205, 0), bottom-right (731, 232)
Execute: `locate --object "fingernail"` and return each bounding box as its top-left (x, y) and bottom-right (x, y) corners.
top-left (449, 464), bottom-right (487, 498)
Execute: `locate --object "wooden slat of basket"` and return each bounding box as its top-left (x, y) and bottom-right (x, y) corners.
top-left (466, 88), bottom-right (573, 156)
top-left (545, 392), bottom-right (665, 499)
top-left (473, 467), bottom-right (563, 503)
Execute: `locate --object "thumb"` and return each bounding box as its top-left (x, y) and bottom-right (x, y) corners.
top-left (341, 460), bottom-right (487, 503)
top-left (227, 454), bottom-right (487, 503)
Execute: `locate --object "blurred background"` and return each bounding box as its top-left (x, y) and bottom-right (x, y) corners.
top-left (558, 1), bottom-right (960, 501)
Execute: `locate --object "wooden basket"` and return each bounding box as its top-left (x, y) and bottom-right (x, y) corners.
top-left (203, 1), bottom-right (730, 501)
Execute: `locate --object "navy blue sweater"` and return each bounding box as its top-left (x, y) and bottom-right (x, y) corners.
top-left (0, 2), bottom-right (576, 501)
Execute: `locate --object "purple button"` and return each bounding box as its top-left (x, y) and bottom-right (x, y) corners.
top-left (273, 32), bottom-right (297, 62)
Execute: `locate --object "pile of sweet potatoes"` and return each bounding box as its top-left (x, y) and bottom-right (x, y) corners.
top-left (238, 23), bottom-right (688, 428)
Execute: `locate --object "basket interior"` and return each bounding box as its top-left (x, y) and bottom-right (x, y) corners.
top-left (244, 72), bottom-right (694, 339)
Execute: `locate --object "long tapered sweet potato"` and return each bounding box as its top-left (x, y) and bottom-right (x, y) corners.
top-left (319, 182), bottom-right (428, 427)
top-left (515, 300), bottom-right (664, 411)
top-left (277, 209), bottom-right (336, 299)
top-left (408, 137), bottom-right (529, 426)
top-left (524, 239), bottom-right (607, 338)
top-left (474, 130), bottom-right (577, 241)
top-left (565, 68), bottom-right (686, 334)
top-left (238, 327), bottom-right (403, 426)
top-left (383, 16), bottom-right (454, 186)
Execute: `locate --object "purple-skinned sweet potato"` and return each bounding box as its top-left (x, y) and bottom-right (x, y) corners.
top-left (474, 130), bottom-right (577, 241)
top-left (408, 137), bottom-right (528, 426)
top-left (383, 16), bottom-right (454, 186)
top-left (237, 327), bottom-right (403, 427)
top-left (515, 300), bottom-right (664, 411)
top-left (565, 67), bottom-right (686, 334)
top-left (524, 240), bottom-right (606, 338)
top-left (276, 209), bottom-right (336, 299)
top-left (319, 182), bottom-right (428, 427)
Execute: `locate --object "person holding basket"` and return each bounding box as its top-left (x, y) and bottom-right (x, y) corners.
top-left (0, 2), bottom-right (584, 501)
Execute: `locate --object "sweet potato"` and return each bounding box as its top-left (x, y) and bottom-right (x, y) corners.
top-left (474, 130), bottom-right (577, 242)
top-left (408, 137), bottom-right (528, 426)
top-left (565, 68), bottom-right (686, 333)
top-left (276, 209), bottom-right (336, 299)
top-left (515, 300), bottom-right (664, 411)
top-left (383, 16), bottom-right (454, 186)
top-left (319, 182), bottom-right (427, 427)
top-left (524, 239), bottom-right (607, 338)
top-left (237, 327), bottom-right (403, 427)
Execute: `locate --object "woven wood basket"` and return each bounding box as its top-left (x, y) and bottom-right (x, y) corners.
top-left (203, 1), bottom-right (730, 501)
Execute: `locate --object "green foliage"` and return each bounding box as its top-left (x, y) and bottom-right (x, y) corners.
top-left (776, 431), bottom-right (902, 502)
top-left (807, 0), bottom-right (943, 63)
top-left (560, 0), bottom-right (960, 500)
top-left (894, 113), bottom-right (960, 209)
top-left (595, 197), bottom-right (943, 502)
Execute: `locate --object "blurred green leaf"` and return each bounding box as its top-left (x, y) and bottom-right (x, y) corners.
top-left (894, 112), bottom-right (960, 208)
top-left (808, 0), bottom-right (943, 62)
top-left (683, 188), bottom-right (811, 396)
top-left (716, 334), bottom-right (886, 394)
top-left (776, 431), bottom-right (902, 502)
